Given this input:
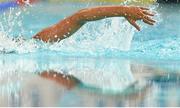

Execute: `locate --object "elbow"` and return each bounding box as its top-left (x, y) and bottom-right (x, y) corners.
top-left (69, 14), bottom-right (86, 25)
top-left (71, 8), bottom-right (91, 23)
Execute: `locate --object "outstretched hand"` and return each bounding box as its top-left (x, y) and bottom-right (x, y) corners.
top-left (125, 6), bottom-right (156, 31)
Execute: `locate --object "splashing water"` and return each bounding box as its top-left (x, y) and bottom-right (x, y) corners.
top-left (0, 3), bottom-right (178, 61)
top-left (50, 17), bottom-right (135, 52)
top-left (0, 3), bottom-right (137, 54)
top-left (0, 18), bottom-right (135, 54)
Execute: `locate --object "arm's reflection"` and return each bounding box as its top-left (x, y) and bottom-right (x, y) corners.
top-left (0, 57), bottom-right (179, 107)
top-left (36, 67), bottom-right (151, 107)
top-left (40, 70), bottom-right (81, 90)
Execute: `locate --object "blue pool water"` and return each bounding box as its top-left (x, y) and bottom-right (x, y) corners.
top-left (0, 3), bottom-right (179, 60)
top-left (0, 2), bottom-right (180, 107)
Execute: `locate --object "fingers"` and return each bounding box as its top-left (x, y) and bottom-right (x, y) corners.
top-left (143, 18), bottom-right (154, 25)
top-left (140, 7), bottom-right (155, 17)
top-left (140, 8), bottom-right (156, 26)
top-left (133, 22), bottom-right (140, 31)
top-left (143, 16), bottom-right (156, 24)
top-left (143, 11), bottom-right (154, 16)
top-left (127, 18), bottom-right (140, 31)
top-left (144, 16), bottom-right (156, 22)
top-left (140, 7), bottom-right (149, 10)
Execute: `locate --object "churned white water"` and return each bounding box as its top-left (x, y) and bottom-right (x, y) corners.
top-left (0, 2), bottom-right (157, 54)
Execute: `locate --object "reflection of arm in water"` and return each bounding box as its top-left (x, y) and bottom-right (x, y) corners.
top-left (39, 70), bottom-right (152, 106)
top-left (33, 6), bottom-right (155, 43)
top-left (40, 70), bottom-right (81, 89)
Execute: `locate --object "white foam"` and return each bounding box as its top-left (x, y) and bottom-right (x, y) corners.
top-left (0, 57), bottom-right (135, 93)
top-left (0, 32), bottom-right (39, 53)
top-left (0, 4), bottom-right (159, 54)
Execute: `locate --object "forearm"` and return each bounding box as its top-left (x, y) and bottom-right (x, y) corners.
top-left (33, 6), bottom-right (139, 43)
top-left (53, 6), bottom-right (129, 38)
top-left (53, 6), bottom-right (129, 40)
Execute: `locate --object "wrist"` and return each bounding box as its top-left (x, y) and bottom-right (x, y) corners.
top-left (110, 6), bottom-right (130, 17)
top-left (121, 6), bottom-right (131, 17)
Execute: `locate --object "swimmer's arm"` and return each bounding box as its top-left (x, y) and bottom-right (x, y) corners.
top-left (33, 6), bottom-right (155, 43)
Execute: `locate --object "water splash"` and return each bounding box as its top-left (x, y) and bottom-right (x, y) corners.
top-left (50, 17), bottom-right (135, 52)
top-left (0, 32), bottom-right (39, 53)
top-left (0, 7), bottom-right (25, 37)
top-left (0, 3), bottom-right (176, 61)
top-left (0, 4), bottom-right (136, 54)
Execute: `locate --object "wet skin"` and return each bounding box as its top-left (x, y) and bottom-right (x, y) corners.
top-left (33, 6), bottom-right (155, 43)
